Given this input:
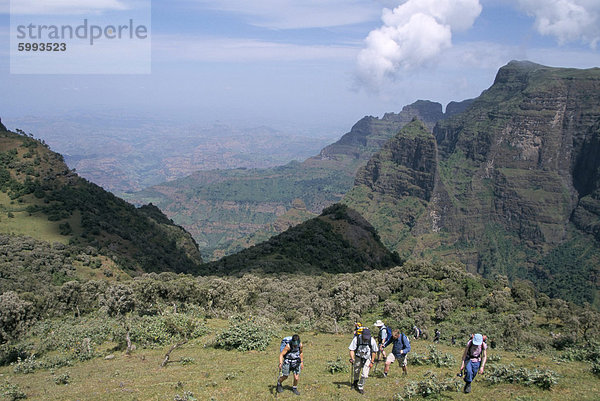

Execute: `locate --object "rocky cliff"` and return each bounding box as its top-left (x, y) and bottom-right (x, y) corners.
top-left (130, 100), bottom-right (451, 260)
top-left (344, 61), bottom-right (600, 306)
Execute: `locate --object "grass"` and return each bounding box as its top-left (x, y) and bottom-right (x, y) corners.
top-left (0, 192), bottom-right (71, 244)
top-left (3, 319), bottom-right (599, 401)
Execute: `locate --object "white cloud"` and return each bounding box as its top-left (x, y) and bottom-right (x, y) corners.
top-left (9, 0), bottom-right (131, 15)
top-left (356, 0), bottom-right (482, 91)
top-left (153, 35), bottom-right (359, 63)
top-left (187, 0), bottom-right (380, 29)
top-left (515, 0), bottom-right (600, 47)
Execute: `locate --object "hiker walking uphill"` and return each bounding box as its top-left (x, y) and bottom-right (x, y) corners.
top-left (382, 329), bottom-right (411, 377)
top-left (348, 327), bottom-right (378, 394)
top-left (277, 334), bottom-right (303, 395)
top-left (373, 320), bottom-right (392, 363)
top-left (459, 333), bottom-right (487, 394)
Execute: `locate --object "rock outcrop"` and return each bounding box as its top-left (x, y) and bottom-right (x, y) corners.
top-left (344, 61), bottom-right (600, 305)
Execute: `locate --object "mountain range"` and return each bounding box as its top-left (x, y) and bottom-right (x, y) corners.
top-left (343, 61), bottom-right (600, 306)
top-left (8, 115), bottom-right (334, 193)
top-left (128, 99), bottom-right (472, 259)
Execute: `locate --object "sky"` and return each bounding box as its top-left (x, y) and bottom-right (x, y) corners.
top-left (1, 0), bottom-right (600, 134)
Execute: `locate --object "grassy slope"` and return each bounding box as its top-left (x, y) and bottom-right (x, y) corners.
top-left (3, 321), bottom-right (598, 400)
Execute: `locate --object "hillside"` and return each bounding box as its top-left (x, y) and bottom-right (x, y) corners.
top-left (201, 203), bottom-right (401, 275)
top-left (0, 126), bottom-right (203, 282)
top-left (343, 61), bottom-right (600, 307)
top-left (128, 100), bottom-right (464, 260)
top-left (2, 260), bottom-right (599, 400)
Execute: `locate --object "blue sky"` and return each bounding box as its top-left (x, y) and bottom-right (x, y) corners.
top-left (1, 0), bottom-right (600, 134)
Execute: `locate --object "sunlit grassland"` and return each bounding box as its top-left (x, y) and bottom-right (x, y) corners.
top-left (2, 319), bottom-right (598, 401)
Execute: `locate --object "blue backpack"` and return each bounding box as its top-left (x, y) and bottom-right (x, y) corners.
top-left (280, 336), bottom-right (293, 352)
top-left (380, 325), bottom-right (393, 344)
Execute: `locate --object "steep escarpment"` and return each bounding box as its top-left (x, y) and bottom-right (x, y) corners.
top-left (343, 119), bottom-right (438, 256)
top-left (315, 100), bottom-right (443, 161)
top-left (345, 61), bottom-right (600, 305)
top-left (130, 100), bottom-right (449, 260)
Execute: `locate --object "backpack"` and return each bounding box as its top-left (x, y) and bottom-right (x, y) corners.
top-left (280, 336), bottom-right (293, 353)
top-left (467, 336), bottom-right (486, 360)
top-left (355, 331), bottom-right (374, 360)
top-left (379, 325), bottom-right (393, 344)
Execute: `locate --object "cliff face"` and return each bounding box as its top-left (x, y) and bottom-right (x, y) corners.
top-left (316, 100), bottom-right (444, 161)
top-left (344, 61), bottom-right (600, 305)
top-left (354, 119), bottom-right (437, 201)
top-left (132, 100), bottom-right (450, 260)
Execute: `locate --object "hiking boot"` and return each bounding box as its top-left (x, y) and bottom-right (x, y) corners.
top-left (382, 372), bottom-right (387, 378)
top-left (276, 382), bottom-right (283, 393)
top-left (352, 380), bottom-right (358, 389)
top-left (292, 387), bottom-right (300, 395)
top-left (357, 388), bottom-right (364, 394)
top-left (464, 382), bottom-right (471, 394)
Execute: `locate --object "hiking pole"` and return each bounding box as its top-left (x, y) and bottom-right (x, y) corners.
top-left (275, 365), bottom-right (281, 398)
top-left (349, 359), bottom-right (354, 389)
top-left (374, 350), bottom-right (381, 373)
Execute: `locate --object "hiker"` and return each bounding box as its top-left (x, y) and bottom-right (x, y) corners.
top-left (413, 326), bottom-right (421, 340)
top-left (373, 320), bottom-right (391, 361)
top-left (348, 327), bottom-right (378, 394)
top-left (459, 333), bottom-right (487, 394)
top-left (277, 334), bottom-right (303, 395)
top-left (382, 329), bottom-right (411, 377)
top-left (434, 328), bottom-right (441, 343)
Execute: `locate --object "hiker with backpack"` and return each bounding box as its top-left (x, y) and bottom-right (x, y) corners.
top-left (277, 334), bottom-right (303, 395)
top-left (348, 327), bottom-right (378, 394)
top-left (373, 320), bottom-right (391, 363)
top-left (459, 333), bottom-right (487, 394)
top-left (382, 329), bottom-right (411, 377)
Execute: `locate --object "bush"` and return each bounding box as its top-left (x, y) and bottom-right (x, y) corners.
top-left (484, 364), bottom-right (559, 390)
top-left (408, 346), bottom-right (456, 368)
top-left (129, 313), bottom-right (206, 347)
top-left (174, 391), bottom-right (197, 401)
top-left (215, 315), bottom-right (276, 351)
top-left (12, 355), bottom-right (41, 374)
top-left (394, 371), bottom-right (460, 400)
top-left (53, 372), bottom-right (70, 385)
top-left (326, 357), bottom-right (349, 374)
top-left (1, 381), bottom-right (27, 400)
top-left (0, 292), bottom-right (35, 343)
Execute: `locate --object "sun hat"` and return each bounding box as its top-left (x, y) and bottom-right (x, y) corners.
top-left (374, 320), bottom-right (384, 327)
top-left (473, 333), bottom-right (483, 346)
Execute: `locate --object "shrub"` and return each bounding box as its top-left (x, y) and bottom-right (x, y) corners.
top-left (1, 381), bottom-right (27, 400)
top-left (12, 355), bottom-right (41, 374)
top-left (393, 371), bottom-right (460, 400)
top-left (215, 315), bottom-right (276, 351)
top-left (53, 372), bottom-right (70, 385)
top-left (484, 364), bottom-right (559, 390)
top-left (408, 346), bottom-right (456, 368)
top-left (174, 391), bottom-right (197, 401)
top-left (0, 292), bottom-right (35, 343)
top-left (592, 361), bottom-right (600, 377)
top-left (326, 357), bottom-right (349, 374)
top-left (129, 313), bottom-right (206, 347)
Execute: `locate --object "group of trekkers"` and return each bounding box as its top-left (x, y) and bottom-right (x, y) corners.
top-left (277, 321), bottom-right (487, 396)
